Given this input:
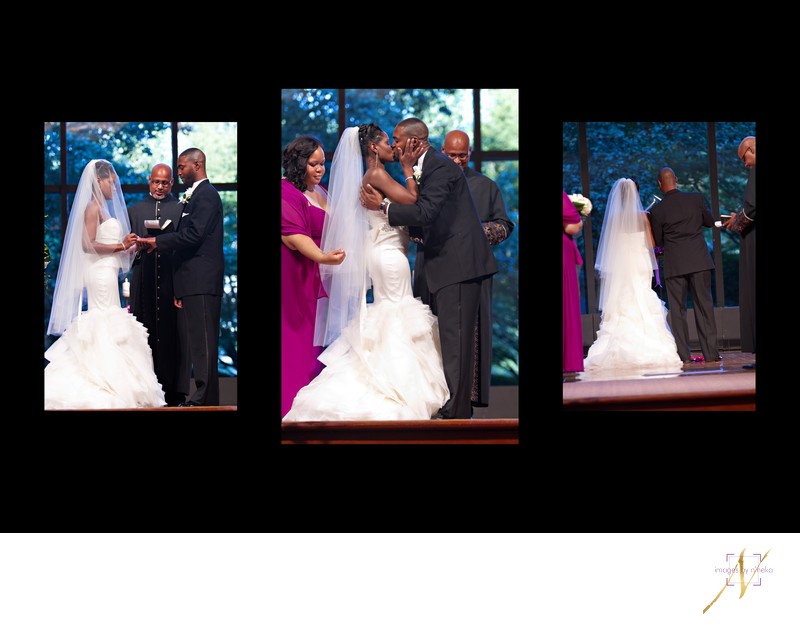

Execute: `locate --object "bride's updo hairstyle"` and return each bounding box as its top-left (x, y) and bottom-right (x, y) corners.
top-left (357, 123), bottom-right (384, 159)
top-left (95, 159), bottom-right (115, 179)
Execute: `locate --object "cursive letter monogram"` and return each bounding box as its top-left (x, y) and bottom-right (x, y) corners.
top-left (703, 547), bottom-right (771, 614)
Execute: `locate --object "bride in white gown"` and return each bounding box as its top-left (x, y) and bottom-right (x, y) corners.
top-left (45, 159), bottom-right (166, 409)
top-left (283, 125), bottom-right (449, 420)
top-left (584, 178), bottom-right (683, 372)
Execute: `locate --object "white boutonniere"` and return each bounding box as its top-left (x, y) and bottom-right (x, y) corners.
top-left (412, 164), bottom-right (422, 183)
top-left (179, 190), bottom-right (193, 204)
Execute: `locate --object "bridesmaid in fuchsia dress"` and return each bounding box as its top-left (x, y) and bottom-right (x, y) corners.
top-left (563, 191), bottom-right (584, 372)
top-left (281, 136), bottom-right (346, 417)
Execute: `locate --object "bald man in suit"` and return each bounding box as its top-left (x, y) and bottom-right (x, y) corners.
top-left (649, 167), bottom-right (720, 364)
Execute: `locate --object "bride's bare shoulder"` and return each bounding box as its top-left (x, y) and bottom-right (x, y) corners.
top-left (84, 199), bottom-right (100, 220)
top-left (362, 167), bottom-right (379, 186)
top-left (362, 167), bottom-right (389, 192)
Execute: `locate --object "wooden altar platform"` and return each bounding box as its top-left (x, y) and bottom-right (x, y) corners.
top-left (563, 351), bottom-right (756, 411)
top-left (282, 419), bottom-right (519, 444)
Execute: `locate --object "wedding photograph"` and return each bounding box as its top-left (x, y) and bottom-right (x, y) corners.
top-left (43, 122), bottom-right (238, 412)
top-left (280, 89), bottom-right (519, 443)
top-left (562, 122), bottom-right (756, 411)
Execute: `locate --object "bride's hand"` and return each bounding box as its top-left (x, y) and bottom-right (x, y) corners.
top-left (398, 137), bottom-right (423, 170)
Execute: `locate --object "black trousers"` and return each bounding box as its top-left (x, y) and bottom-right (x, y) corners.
top-left (430, 279), bottom-right (483, 419)
top-left (180, 294), bottom-right (222, 406)
top-left (666, 270), bottom-right (718, 362)
top-left (417, 255), bottom-right (493, 410)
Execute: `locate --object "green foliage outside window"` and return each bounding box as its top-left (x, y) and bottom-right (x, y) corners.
top-left (563, 121), bottom-right (754, 312)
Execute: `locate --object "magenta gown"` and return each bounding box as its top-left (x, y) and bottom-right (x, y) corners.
top-left (282, 179), bottom-right (328, 417)
top-left (563, 191), bottom-right (584, 372)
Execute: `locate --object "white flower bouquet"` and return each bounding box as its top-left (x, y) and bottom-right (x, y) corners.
top-left (568, 193), bottom-right (592, 217)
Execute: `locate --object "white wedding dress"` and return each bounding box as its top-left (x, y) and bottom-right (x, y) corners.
top-left (283, 211), bottom-right (450, 420)
top-left (45, 218), bottom-right (167, 409)
top-left (584, 231), bottom-right (683, 372)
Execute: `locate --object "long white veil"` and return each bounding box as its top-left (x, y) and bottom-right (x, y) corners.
top-left (47, 159), bottom-right (132, 336)
top-left (313, 127), bottom-right (371, 347)
top-left (595, 178), bottom-right (657, 311)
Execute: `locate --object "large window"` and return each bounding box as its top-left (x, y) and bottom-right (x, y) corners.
top-left (43, 122), bottom-right (238, 375)
top-left (563, 121), bottom-right (754, 314)
top-left (282, 89), bottom-right (519, 385)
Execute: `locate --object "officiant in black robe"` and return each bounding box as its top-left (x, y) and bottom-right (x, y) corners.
top-left (127, 164), bottom-right (189, 406)
top-left (414, 131), bottom-right (515, 412)
top-left (722, 135), bottom-right (756, 367)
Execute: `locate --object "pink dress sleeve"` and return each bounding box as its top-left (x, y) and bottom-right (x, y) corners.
top-left (282, 180), bottom-right (311, 237)
top-left (562, 191), bottom-right (583, 266)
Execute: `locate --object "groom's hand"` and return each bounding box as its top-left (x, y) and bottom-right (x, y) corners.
top-left (137, 236), bottom-right (157, 253)
top-left (360, 184), bottom-right (383, 211)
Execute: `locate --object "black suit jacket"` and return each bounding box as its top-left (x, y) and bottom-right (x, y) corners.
top-left (648, 189), bottom-right (715, 278)
top-left (388, 149), bottom-right (497, 293)
top-left (156, 180), bottom-right (224, 298)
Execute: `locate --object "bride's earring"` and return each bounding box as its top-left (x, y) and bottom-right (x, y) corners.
top-left (374, 150), bottom-right (379, 168)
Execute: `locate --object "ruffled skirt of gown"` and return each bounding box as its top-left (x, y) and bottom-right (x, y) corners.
top-left (585, 268), bottom-right (683, 373)
top-left (45, 307), bottom-right (167, 409)
top-left (283, 294), bottom-right (450, 421)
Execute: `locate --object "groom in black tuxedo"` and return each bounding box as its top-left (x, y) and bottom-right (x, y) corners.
top-left (648, 167), bottom-right (720, 363)
top-left (138, 148), bottom-right (225, 406)
top-left (362, 118), bottom-right (498, 419)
